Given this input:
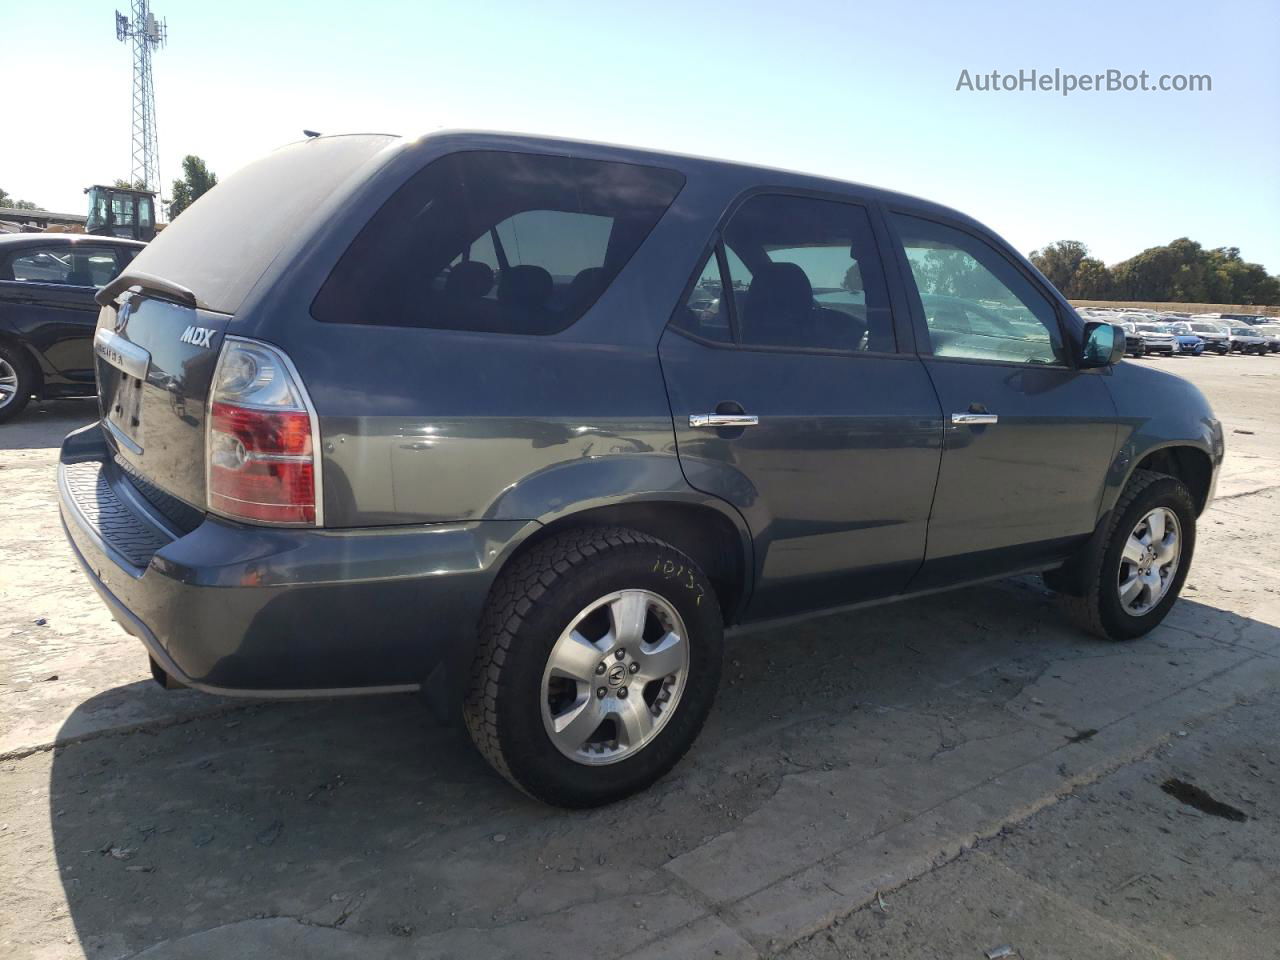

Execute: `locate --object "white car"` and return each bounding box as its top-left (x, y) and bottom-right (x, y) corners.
top-left (1128, 321), bottom-right (1176, 355)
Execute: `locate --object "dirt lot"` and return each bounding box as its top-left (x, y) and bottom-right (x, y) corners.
top-left (2, 354), bottom-right (1278, 959)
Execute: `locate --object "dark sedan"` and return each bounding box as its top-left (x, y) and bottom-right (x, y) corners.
top-left (0, 233), bottom-right (145, 422)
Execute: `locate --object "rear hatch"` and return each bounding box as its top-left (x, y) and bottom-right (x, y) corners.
top-left (92, 134), bottom-right (396, 528)
top-left (94, 294), bottom-right (230, 529)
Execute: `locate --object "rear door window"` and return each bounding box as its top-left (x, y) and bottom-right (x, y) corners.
top-left (721, 194), bottom-right (895, 353)
top-left (314, 151), bottom-right (685, 335)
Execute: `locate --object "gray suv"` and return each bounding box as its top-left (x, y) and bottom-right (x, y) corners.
top-left (59, 132), bottom-right (1223, 806)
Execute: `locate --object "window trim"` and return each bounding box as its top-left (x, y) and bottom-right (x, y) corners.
top-left (665, 187), bottom-right (905, 359)
top-left (667, 235), bottom-right (736, 348)
top-left (881, 205), bottom-right (1079, 370)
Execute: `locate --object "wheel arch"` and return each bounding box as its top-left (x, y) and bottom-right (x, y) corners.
top-left (429, 495), bottom-right (753, 722)
top-left (1129, 443), bottom-right (1214, 516)
top-left (510, 498), bottom-right (753, 626)
top-left (0, 330), bottom-right (45, 396)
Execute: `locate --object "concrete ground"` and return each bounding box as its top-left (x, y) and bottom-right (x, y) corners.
top-left (1, 354), bottom-right (1277, 959)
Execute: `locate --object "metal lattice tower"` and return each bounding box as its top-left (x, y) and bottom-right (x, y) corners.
top-left (115, 2), bottom-right (167, 193)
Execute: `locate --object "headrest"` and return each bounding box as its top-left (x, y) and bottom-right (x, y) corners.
top-left (743, 262), bottom-right (812, 327)
top-left (444, 260), bottom-right (494, 299)
top-left (567, 267), bottom-right (605, 299)
top-left (498, 265), bottom-right (553, 307)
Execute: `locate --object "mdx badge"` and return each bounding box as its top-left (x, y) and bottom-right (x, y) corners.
top-left (180, 326), bottom-right (215, 348)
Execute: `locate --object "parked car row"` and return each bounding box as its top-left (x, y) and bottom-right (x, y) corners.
top-left (1077, 307), bottom-right (1280, 359)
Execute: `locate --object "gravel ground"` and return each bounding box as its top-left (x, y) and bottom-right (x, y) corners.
top-left (1, 353), bottom-right (1278, 959)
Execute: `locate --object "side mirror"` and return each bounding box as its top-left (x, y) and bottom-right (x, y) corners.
top-left (1081, 321), bottom-right (1125, 367)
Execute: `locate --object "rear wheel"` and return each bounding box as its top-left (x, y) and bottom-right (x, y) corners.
top-left (0, 342), bottom-right (34, 424)
top-left (464, 527), bottom-right (723, 807)
top-left (1059, 469), bottom-right (1196, 640)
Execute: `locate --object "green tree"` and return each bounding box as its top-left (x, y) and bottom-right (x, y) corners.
top-left (0, 187), bottom-right (43, 210)
top-left (1029, 240), bottom-right (1090, 293)
top-left (1109, 238), bottom-right (1278, 304)
top-left (1071, 257), bottom-right (1112, 299)
top-left (113, 178), bottom-right (149, 190)
top-left (1028, 240), bottom-right (1114, 299)
top-left (1028, 237), bottom-right (1278, 305)
top-left (168, 155), bottom-right (218, 219)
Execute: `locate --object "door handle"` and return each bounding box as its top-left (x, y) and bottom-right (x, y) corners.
top-left (690, 413), bottom-right (759, 428)
top-left (951, 412), bottom-right (998, 425)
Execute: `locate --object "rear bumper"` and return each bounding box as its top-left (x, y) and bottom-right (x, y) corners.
top-left (58, 422), bottom-right (533, 696)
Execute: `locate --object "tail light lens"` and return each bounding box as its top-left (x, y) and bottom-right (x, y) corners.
top-left (206, 338), bottom-right (321, 526)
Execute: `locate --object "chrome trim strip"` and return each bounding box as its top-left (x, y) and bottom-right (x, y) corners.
top-left (94, 328), bottom-right (150, 380)
top-left (951, 412), bottom-right (999, 426)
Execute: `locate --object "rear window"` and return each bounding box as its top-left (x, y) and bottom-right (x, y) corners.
top-left (124, 135), bottom-right (394, 314)
top-left (312, 151), bottom-right (685, 335)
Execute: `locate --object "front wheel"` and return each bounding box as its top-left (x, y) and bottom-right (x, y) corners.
top-left (1054, 471), bottom-right (1192, 642)
top-left (1059, 470), bottom-right (1196, 640)
top-left (464, 527), bottom-right (723, 807)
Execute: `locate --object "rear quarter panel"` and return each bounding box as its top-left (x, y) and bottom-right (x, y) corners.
top-left (228, 133), bottom-right (752, 530)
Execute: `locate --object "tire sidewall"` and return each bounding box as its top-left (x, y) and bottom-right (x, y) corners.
top-left (1096, 477), bottom-right (1196, 639)
top-left (494, 538), bottom-right (723, 806)
top-left (0, 341), bottom-right (34, 423)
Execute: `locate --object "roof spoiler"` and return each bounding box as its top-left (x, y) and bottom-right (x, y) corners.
top-left (97, 271), bottom-right (198, 309)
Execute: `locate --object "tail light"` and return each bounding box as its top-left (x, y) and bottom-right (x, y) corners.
top-left (206, 337), bottom-right (322, 526)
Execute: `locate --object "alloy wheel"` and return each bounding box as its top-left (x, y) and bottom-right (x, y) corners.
top-left (0, 357), bottom-right (18, 409)
top-left (540, 589), bottom-right (689, 765)
top-left (1117, 507), bottom-right (1181, 616)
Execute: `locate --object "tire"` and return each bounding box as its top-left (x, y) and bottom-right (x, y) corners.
top-left (0, 341), bottom-right (35, 424)
top-left (464, 526), bottom-right (724, 807)
top-left (1059, 469), bottom-right (1196, 641)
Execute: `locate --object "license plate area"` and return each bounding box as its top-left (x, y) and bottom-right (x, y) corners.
top-left (106, 367), bottom-right (146, 453)
top-left (95, 329), bottom-right (150, 453)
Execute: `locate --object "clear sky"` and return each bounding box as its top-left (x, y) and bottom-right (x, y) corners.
top-left (5, 0), bottom-right (1278, 271)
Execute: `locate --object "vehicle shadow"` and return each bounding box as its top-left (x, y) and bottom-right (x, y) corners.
top-left (37, 581), bottom-right (1279, 957)
top-left (0, 399), bottom-right (96, 452)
